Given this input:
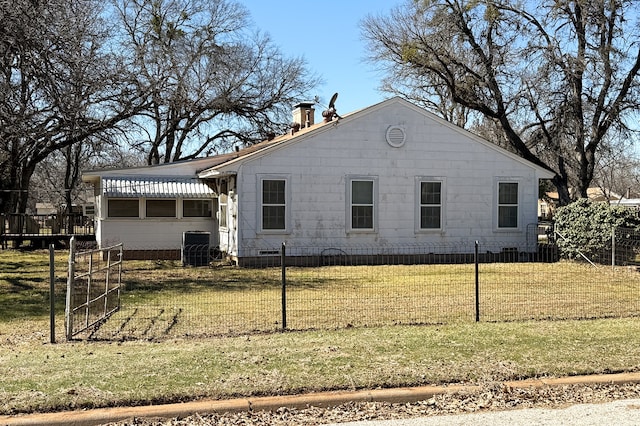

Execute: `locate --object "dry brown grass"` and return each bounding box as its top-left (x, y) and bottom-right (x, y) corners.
top-left (2, 250), bottom-right (640, 342)
top-left (85, 259), bottom-right (640, 340)
top-left (3, 251), bottom-right (640, 415)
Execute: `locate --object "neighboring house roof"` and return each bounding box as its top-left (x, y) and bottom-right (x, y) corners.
top-left (103, 177), bottom-right (215, 198)
top-left (546, 187), bottom-right (624, 204)
top-left (198, 97), bottom-right (555, 179)
top-left (612, 198), bottom-right (640, 207)
top-left (35, 203), bottom-right (57, 215)
top-left (586, 187), bottom-right (623, 202)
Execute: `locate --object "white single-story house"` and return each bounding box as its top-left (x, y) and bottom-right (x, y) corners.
top-left (82, 97), bottom-right (554, 264)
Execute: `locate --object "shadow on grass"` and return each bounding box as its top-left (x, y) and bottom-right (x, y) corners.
top-left (1, 251), bottom-right (65, 321)
top-left (0, 291), bottom-right (66, 321)
top-left (123, 273), bottom-right (339, 294)
top-left (0, 274), bottom-right (334, 325)
top-left (1, 260), bottom-right (29, 272)
top-left (87, 307), bottom-right (185, 341)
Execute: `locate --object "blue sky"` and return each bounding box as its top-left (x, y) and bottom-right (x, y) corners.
top-left (241, 0), bottom-right (403, 115)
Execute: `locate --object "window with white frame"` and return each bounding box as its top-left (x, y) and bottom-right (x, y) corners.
top-left (498, 182), bottom-right (519, 228)
top-left (146, 199), bottom-right (176, 217)
top-left (419, 180), bottom-right (442, 230)
top-left (183, 199), bottom-right (212, 217)
top-left (349, 178), bottom-right (376, 231)
top-left (108, 199), bottom-right (139, 217)
top-left (218, 194), bottom-right (228, 228)
top-left (261, 178), bottom-right (286, 231)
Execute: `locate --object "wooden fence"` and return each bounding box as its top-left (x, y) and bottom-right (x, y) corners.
top-left (1, 213), bottom-right (94, 248)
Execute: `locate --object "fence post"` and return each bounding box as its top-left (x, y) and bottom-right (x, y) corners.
top-left (65, 237), bottom-right (76, 340)
top-left (611, 227), bottom-right (616, 268)
top-left (49, 244), bottom-right (56, 344)
top-left (281, 241), bottom-right (287, 331)
top-left (475, 240), bottom-right (480, 322)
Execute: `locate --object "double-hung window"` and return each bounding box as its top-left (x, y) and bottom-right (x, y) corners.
top-left (348, 177), bottom-right (377, 231)
top-left (497, 182), bottom-right (519, 228)
top-left (419, 180), bottom-right (442, 230)
top-left (260, 177), bottom-right (287, 231)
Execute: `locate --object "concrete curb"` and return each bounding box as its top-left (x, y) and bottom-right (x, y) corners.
top-left (3, 372), bottom-right (640, 426)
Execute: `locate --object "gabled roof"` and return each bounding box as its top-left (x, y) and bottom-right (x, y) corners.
top-left (198, 97), bottom-right (555, 179)
top-left (198, 108), bottom-right (346, 178)
top-left (82, 97), bottom-right (555, 184)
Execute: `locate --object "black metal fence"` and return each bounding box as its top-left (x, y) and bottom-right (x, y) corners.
top-left (80, 239), bottom-right (640, 341)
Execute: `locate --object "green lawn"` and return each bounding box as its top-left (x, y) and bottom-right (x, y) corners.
top-left (2, 320), bottom-right (640, 415)
top-left (90, 258), bottom-right (640, 339)
top-left (2, 249), bottom-right (640, 414)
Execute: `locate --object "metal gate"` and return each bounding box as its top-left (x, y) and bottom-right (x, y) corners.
top-left (65, 238), bottom-right (123, 340)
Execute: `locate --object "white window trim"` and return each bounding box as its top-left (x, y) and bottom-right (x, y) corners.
top-left (218, 194), bottom-right (229, 230)
top-left (346, 175), bottom-right (378, 233)
top-left (494, 178), bottom-right (522, 231)
top-left (257, 174), bottom-right (291, 234)
top-left (415, 177), bottom-right (446, 233)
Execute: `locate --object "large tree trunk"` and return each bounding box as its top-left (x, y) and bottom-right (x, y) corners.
top-left (17, 163), bottom-right (36, 214)
top-left (553, 175), bottom-right (572, 207)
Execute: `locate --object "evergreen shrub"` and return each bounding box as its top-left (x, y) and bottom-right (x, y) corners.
top-left (554, 198), bottom-right (640, 262)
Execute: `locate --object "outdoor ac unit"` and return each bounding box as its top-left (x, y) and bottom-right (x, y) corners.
top-left (181, 231), bottom-right (210, 267)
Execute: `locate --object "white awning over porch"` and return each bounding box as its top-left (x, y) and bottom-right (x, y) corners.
top-left (102, 177), bottom-right (216, 198)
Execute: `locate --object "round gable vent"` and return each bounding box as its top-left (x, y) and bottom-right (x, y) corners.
top-left (386, 125), bottom-right (406, 148)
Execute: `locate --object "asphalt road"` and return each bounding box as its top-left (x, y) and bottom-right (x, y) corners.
top-left (328, 398), bottom-right (640, 425)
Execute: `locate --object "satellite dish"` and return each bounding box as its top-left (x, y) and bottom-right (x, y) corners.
top-left (322, 92), bottom-right (342, 122)
top-left (328, 92), bottom-right (338, 110)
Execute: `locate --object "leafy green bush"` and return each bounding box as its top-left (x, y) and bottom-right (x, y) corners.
top-left (554, 198), bottom-right (640, 262)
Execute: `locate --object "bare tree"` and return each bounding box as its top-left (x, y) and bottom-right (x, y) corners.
top-left (32, 132), bottom-right (141, 219)
top-left (0, 0), bottom-right (147, 214)
top-left (593, 132), bottom-right (640, 201)
top-left (115, 0), bottom-right (319, 165)
top-left (362, 0), bottom-right (640, 205)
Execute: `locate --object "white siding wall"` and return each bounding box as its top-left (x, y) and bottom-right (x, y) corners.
top-left (234, 102), bottom-right (543, 254)
top-left (95, 196), bottom-right (218, 250)
top-left (98, 217), bottom-right (216, 249)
